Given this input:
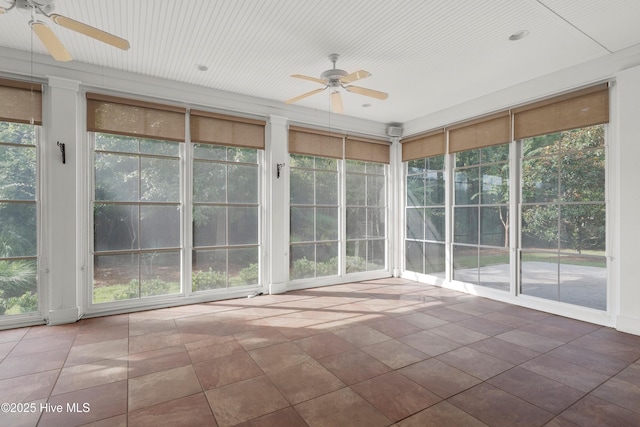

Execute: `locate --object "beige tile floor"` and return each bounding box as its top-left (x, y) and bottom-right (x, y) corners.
top-left (1, 278), bottom-right (639, 426)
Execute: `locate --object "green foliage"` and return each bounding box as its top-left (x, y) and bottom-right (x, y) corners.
top-left (112, 278), bottom-right (179, 300)
top-left (238, 263), bottom-right (259, 285)
top-left (345, 255), bottom-right (367, 274)
top-left (292, 256), bottom-right (375, 278)
top-left (4, 292), bottom-right (38, 314)
top-left (192, 268), bottom-right (226, 291)
top-left (0, 259), bottom-right (36, 299)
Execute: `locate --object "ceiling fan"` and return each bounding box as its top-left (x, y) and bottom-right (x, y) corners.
top-left (0, 0), bottom-right (130, 62)
top-left (285, 54), bottom-right (388, 114)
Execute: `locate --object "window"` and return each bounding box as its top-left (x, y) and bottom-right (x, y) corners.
top-left (0, 79), bottom-right (41, 318)
top-left (192, 145), bottom-right (260, 290)
top-left (345, 160), bottom-right (386, 273)
top-left (520, 125), bottom-right (606, 309)
top-left (0, 121), bottom-right (39, 316)
top-left (402, 84), bottom-right (609, 314)
top-left (289, 154), bottom-right (340, 279)
top-left (92, 134), bottom-right (181, 303)
top-left (405, 155), bottom-right (446, 277)
top-left (453, 144), bottom-right (510, 290)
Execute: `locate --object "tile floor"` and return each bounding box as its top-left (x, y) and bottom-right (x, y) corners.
top-left (1, 278), bottom-right (639, 426)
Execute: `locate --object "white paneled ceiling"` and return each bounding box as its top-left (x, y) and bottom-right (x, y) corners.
top-left (0, 0), bottom-right (639, 124)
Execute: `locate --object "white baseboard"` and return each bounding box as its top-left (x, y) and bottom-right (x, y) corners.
top-left (616, 315), bottom-right (640, 336)
top-left (48, 307), bottom-right (80, 325)
top-left (269, 282), bottom-right (287, 295)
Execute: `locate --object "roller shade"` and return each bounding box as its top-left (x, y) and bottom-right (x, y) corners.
top-left (448, 111), bottom-right (510, 153)
top-left (401, 130), bottom-right (445, 161)
top-left (191, 110), bottom-right (265, 149)
top-left (289, 126), bottom-right (344, 159)
top-left (0, 78), bottom-right (42, 125)
top-left (513, 84), bottom-right (609, 140)
top-left (87, 93), bottom-right (186, 142)
top-left (345, 135), bottom-right (390, 164)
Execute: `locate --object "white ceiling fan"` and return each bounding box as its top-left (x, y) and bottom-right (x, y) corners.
top-left (285, 53), bottom-right (388, 114)
top-left (0, 0), bottom-right (130, 62)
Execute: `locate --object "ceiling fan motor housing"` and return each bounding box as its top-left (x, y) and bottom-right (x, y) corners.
top-left (321, 68), bottom-right (348, 87)
top-left (16, 0), bottom-right (55, 14)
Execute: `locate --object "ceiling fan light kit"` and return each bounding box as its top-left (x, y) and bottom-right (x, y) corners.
top-left (2, 0), bottom-right (130, 61)
top-left (285, 53), bottom-right (388, 114)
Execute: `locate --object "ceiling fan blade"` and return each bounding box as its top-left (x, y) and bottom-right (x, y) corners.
top-left (331, 91), bottom-right (344, 114)
top-left (31, 21), bottom-right (72, 62)
top-left (50, 14), bottom-right (130, 50)
top-left (291, 74), bottom-right (327, 85)
top-left (341, 70), bottom-right (371, 84)
top-left (346, 85), bottom-right (388, 100)
top-left (285, 87), bottom-right (326, 104)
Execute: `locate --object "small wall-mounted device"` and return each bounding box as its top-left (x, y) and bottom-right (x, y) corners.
top-left (386, 126), bottom-right (403, 138)
top-left (57, 141), bottom-right (66, 164)
top-left (276, 163), bottom-right (285, 179)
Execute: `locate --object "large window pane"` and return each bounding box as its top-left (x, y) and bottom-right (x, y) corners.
top-left (1, 121), bottom-right (39, 317)
top-left (192, 145), bottom-right (260, 290)
top-left (405, 155), bottom-right (444, 278)
top-left (93, 134), bottom-right (181, 303)
top-left (519, 125), bottom-right (606, 310)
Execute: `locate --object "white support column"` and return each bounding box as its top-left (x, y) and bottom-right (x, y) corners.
top-left (389, 137), bottom-right (402, 277)
top-left (615, 65), bottom-right (640, 335)
top-left (44, 77), bottom-right (81, 325)
top-left (266, 115), bottom-right (289, 294)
